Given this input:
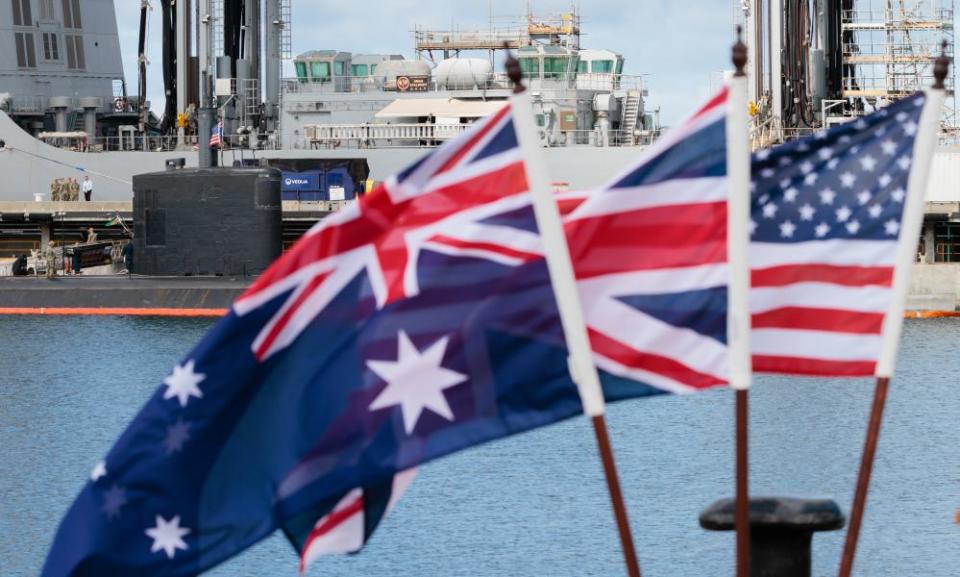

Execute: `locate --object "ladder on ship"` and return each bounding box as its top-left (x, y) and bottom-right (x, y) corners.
top-left (621, 90), bottom-right (642, 145)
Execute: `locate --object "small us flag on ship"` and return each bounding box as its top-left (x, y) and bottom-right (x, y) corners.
top-left (749, 93), bottom-right (927, 376)
top-left (208, 120), bottom-right (223, 148)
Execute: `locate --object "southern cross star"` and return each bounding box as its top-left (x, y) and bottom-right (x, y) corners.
top-left (163, 360), bottom-right (205, 408)
top-left (102, 485), bottom-right (127, 519)
top-left (163, 420), bottom-right (191, 454)
top-left (146, 515), bottom-right (191, 559)
top-left (367, 331), bottom-right (467, 435)
top-left (90, 460), bottom-right (107, 482)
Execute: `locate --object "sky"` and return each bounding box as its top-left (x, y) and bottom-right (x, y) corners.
top-left (112, 0), bottom-right (736, 125)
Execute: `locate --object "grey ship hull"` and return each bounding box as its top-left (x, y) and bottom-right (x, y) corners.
top-left (0, 110), bottom-right (649, 200)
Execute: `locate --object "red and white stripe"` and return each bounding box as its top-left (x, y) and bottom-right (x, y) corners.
top-left (750, 239), bottom-right (896, 376)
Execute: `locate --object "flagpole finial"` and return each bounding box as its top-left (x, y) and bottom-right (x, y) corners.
top-left (733, 26), bottom-right (748, 78)
top-left (933, 39), bottom-right (949, 90)
top-left (504, 42), bottom-right (526, 94)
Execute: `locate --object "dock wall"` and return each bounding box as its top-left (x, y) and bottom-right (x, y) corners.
top-left (907, 264), bottom-right (960, 312)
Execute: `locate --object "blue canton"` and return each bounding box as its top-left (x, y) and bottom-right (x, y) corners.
top-left (750, 93), bottom-right (925, 243)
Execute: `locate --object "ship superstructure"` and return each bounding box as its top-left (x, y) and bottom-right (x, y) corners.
top-left (0, 2), bottom-right (662, 203)
top-left (279, 10), bottom-right (657, 152)
top-left (0, 0), bottom-right (130, 142)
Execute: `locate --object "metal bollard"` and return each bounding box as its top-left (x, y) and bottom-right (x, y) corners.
top-left (700, 497), bottom-right (845, 577)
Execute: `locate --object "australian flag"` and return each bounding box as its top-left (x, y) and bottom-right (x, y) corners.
top-left (43, 97), bottom-right (731, 576)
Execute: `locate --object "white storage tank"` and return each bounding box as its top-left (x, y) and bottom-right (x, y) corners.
top-left (376, 60), bottom-right (433, 90)
top-left (433, 58), bottom-right (493, 90)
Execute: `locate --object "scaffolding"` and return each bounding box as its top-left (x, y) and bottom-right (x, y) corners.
top-left (414, 6), bottom-right (581, 61)
top-left (279, 0), bottom-right (292, 60)
top-left (842, 0), bottom-right (956, 135)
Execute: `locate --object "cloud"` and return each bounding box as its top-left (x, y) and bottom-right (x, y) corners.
top-left (115, 0), bottom-right (735, 124)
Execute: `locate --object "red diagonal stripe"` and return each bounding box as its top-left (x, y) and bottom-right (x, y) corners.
top-left (589, 329), bottom-right (726, 390)
top-left (255, 270), bottom-right (331, 360)
top-left (299, 494), bottom-right (364, 573)
top-left (433, 105), bottom-right (511, 175)
top-left (751, 264), bottom-right (894, 288)
top-left (691, 87), bottom-right (728, 121)
top-left (752, 307), bottom-right (885, 334)
top-left (427, 234), bottom-right (541, 262)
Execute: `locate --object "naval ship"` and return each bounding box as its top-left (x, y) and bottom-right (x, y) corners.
top-left (0, 1), bottom-right (661, 208)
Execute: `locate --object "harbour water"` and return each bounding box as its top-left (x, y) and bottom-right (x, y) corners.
top-left (1, 315), bottom-right (957, 576)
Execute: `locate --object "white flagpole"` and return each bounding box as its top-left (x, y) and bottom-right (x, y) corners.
top-left (874, 82), bottom-right (946, 379)
top-left (727, 29), bottom-right (753, 577)
top-left (838, 44), bottom-right (949, 577)
top-left (505, 53), bottom-right (641, 577)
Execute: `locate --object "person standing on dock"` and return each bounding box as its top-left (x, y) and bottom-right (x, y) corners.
top-left (44, 241), bottom-right (57, 279)
top-left (68, 178), bottom-right (80, 201)
top-left (81, 176), bottom-right (93, 202)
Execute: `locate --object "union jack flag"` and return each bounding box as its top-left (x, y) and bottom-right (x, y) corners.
top-left (566, 89), bottom-right (731, 393)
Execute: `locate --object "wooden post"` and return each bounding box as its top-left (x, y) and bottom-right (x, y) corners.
top-left (505, 47), bottom-right (641, 577)
top-left (837, 377), bottom-right (889, 577)
top-left (729, 28), bottom-right (753, 577)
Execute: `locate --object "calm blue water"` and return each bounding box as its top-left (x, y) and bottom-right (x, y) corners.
top-left (1, 316), bottom-right (957, 577)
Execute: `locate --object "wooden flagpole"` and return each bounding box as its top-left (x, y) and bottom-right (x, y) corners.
top-left (727, 29), bottom-right (754, 577)
top-left (837, 44), bottom-right (950, 577)
top-left (505, 50), bottom-right (641, 577)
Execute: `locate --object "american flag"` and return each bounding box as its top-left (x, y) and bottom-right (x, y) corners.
top-left (749, 93), bottom-right (926, 376)
top-left (209, 120), bottom-right (223, 148)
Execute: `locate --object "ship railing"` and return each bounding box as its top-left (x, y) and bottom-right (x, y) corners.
top-left (539, 129), bottom-right (658, 147)
top-left (304, 123), bottom-right (473, 148)
top-left (79, 134), bottom-right (200, 152)
top-left (3, 95), bottom-right (140, 116)
top-left (281, 73), bottom-right (646, 95)
top-left (302, 123), bottom-right (655, 149)
top-left (7, 95), bottom-right (48, 114)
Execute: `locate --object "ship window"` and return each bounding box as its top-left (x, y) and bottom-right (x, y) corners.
top-left (351, 64), bottom-right (369, 77)
top-left (42, 33), bottom-right (60, 61)
top-left (15, 32), bottom-right (36, 68)
top-left (65, 34), bottom-right (84, 69)
top-left (295, 61), bottom-right (307, 82)
top-left (309, 61), bottom-right (330, 81)
top-left (370, 64), bottom-right (377, 74)
top-left (518, 57), bottom-right (539, 78)
top-left (590, 60), bottom-right (613, 74)
top-left (616, 59), bottom-right (624, 74)
top-left (40, 0), bottom-right (55, 21)
top-left (935, 222), bottom-right (960, 262)
top-left (335, 61), bottom-right (345, 76)
top-left (543, 57), bottom-right (569, 78)
top-left (591, 60), bottom-right (614, 73)
top-left (62, 0), bottom-right (81, 28)
top-left (577, 60), bottom-right (587, 73)
top-left (12, 0), bottom-right (32, 26)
